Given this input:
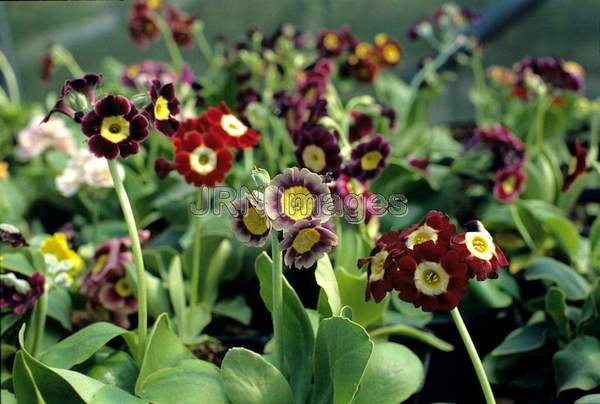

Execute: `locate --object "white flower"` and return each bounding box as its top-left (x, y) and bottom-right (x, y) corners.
top-left (16, 115), bottom-right (75, 160)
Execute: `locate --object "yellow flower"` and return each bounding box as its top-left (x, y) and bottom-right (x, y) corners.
top-left (41, 232), bottom-right (84, 277)
top-left (0, 162), bottom-right (8, 181)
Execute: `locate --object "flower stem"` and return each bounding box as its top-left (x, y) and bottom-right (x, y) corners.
top-left (154, 13), bottom-right (184, 73)
top-left (108, 160), bottom-right (147, 364)
top-left (190, 190), bottom-right (203, 306)
top-left (527, 94), bottom-right (548, 156)
top-left (451, 307), bottom-right (495, 404)
top-left (194, 21), bottom-right (215, 65)
top-left (509, 203), bottom-right (537, 252)
top-left (0, 50), bottom-right (20, 104)
top-left (25, 290), bottom-right (48, 357)
top-left (271, 231), bottom-right (284, 373)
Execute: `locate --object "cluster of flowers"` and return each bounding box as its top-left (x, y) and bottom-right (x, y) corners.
top-left (407, 3), bottom-right (479, 41)
top-left (129, 0), bottom-right (195, 48)
top-left (316, 28), bottom-right (402, 83)
top-left (359, 211), bottom-right (507, 311)
top-left (40, 232), bottom-right (84, 287)
top-left (231, 167), bottom-right (337, 269)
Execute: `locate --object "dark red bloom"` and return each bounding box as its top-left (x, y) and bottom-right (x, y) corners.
top-left (0, 224), bottom-right (28, 248)
top-left (373, 34), bottom-right (402, 67)
top-left (154, 156), bottom-right (174, 179)
top-left (0, 271), bottom-right (45, 315)
top-left (236, 87), bottom-right (262, 113)
top-left (346, 135), bottom-right (391, 181)
top-left (469, 124), bottom-right (527, 170)
top-left (128, 1), bottom-right (159, 47)
top-left (359, 231), bottom-right (404, 303)
top-left (206, 102), bottom-right (260, 150)
top-left (340, 56), bottom-right (380, 84)
top-left (144, 80), bottom-right (180, 137)
top-left (349, 112), bottom-right (373, 143)
top-left (398, 210), bottom-right (456, 254)
top-left (40, 52), bottom-right (53, 82)
top-left (295, 126), bottom-right (341, 177)
top-left (43, 73), bottom-right (103, 123)
top-left (317, 29), bottom-right (346, 57)
top-left (561, 139), bottom-right (588, 192)
top-left (514, 57), bottom-right (584, 93)
top-left (298, 59), bottom-right (333, 107)
top-left (407, 155), bottom-right (430, 173)
top-left (165, 6), bottom-right (195, 48)
top-left (173, 119), bottom-right (233, 187)
top-left (81, 95), bottom-right (149, 160)
top-left (493, 164), bottom-right (526, 202)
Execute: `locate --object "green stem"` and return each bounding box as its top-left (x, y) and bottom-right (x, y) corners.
top-left (369, 324), bottom-right (454, 352)
top-left (25, 290), bottom-right (48, 357)
top-left (509, 203), bottom-right (537, 252)
top-left (244, 147), bottom-right (254, 174)
top-left (0, 50), bottom-right (20, 104)
top-left (527, 94), bottom-right (548, 156)
top-left (194, 21), bottom-right (215, 65)
top-left (108, 160), bottom-right (147, 364)
top-left (450, 308), bottom-right (496, 404)
top-left (271, 231), bottom-right (284, 373)
top-left (471, 48), bottom-right (489, 125)
top-left (588, 109), bottom-right (599, 165)
top-left (190, 191), bottom-right (203, 306)
top-left (154, 13), bottom-right (184, 73)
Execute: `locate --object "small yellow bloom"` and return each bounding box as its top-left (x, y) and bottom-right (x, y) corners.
top-left (41, 232), bottom-right (84, 277)
top-left (0, 162), bottom-right (8, 181)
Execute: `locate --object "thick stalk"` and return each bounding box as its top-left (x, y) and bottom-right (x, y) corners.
top-left (450, 308), bottom-right (496, 404)
top-left (25, 291), bottom-right (48, 357)
top-left (154, 13), bottom-right (184, 73)
top-left (509, 203), bottom-right (536, 252)
top-left (108, 160), bottom-right (147, 363)
top-left (190, 191), bottom-right (203, 306)
top-left (271, 231), bottom-right (284, 372)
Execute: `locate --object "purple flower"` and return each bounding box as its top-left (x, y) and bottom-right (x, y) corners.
top-left (236, 87), bottom-right (262, 113)
top-left (144, 80), bottom-right (180, 137)
top-left (298, 59), bottom-right (333, 106)
top-left (346, 135), bottom-right (391, 181)
top-left (280, 220), bottom-right (337, 269)
top-left (469, 124), bottom-right (526, 170)
top-left (81, 95), bottom-right (149, 159)
top-left (349, 111), bottom-right (373, 143)
top-left (514, 57), bottom-right (584, 93)
top-left (43, 73), bottom-right (103, 123)
top-left (128, 0), bottom-right (159, 47)
top-left (273, 91), bottom-right (307, 135)
top-left (0, 271), bottom-right (45, 315)
top-left (493, 164), bottom-right (526, 203)
top-left (121, 61), bottom-right (177, 88)
top-left (295, 126), bottom-right (342, 177)
top-left (231, 194), bottom-right (271, 247)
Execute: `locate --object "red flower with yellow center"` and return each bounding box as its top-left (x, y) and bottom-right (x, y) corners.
top-left (493, 165), bottom-right (526, 202)
top-left (561, 139), bottom-right (588, 192)
top-left (172, 120), bottom-right (232, 188)
top-left (359, 231), bottom-right (404, 303)
top-left (206, 102), bottom-right (260, 150)
top-left (399, 210), bottom-right (455, 253)
top-left (374, 33), bottom-right (402, 66)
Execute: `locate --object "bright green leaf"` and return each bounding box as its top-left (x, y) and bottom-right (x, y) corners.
top-left (46, 287), bottom-right (72, 330)
top-left (315, 255), bottom-right (342, 316)
top-left (553, 336), bottom-right (600, 393)
top-left (167, 255), bottom-right (186, 336)
top-left (213, 297), bottom-right (252, 326)
top-left (491, 325), bottom-right (546, 356)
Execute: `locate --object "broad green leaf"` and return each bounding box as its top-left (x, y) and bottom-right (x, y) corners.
top-left (40, 322), bottom-right (132, 369)
top-left (85, 351), bottom-right (138, 394)
top-left (0, 390), bottom-right (17, 404)
top-left (201, 238), bottom-right (232, 304)
top-left (144, 270), bottom-right (172, 319)
top-left (183, 303), bottom-right (211, 343)
top-left (336, 267), bottom-right (387, 327)
top-left (543, 216), bottom-right (580, 260)
top-left (221, 348), bottom-right (293, 404)
top-left (468, 278), bottom-right (512, 308)
top-left (491, 325), bottom-right (546, 356)
top-left (545, 287), bottom-right (570, 339)
top-left (553, 336), bottom-right (600, 393)
top-left (312, 317), bottom-right (373, 404)
top-left (12, 352), bottom-right (43, 404)
top-left (167, 255), bottom-right (186, 336)
top-left (255, 252), bottom-right (314, 404)
top-left (315, 255), bottom-right (342, 316)
top-left (525, 257), bottom-right (590, 300)
top-left (387, 295), bottom-right (432, 327)
top-left (590, 217), bottom-right (600, 271)
top-left (578, 279), bottom-right (600, 335)
top-left (1, 314), bottom-right (20, 336)
top-left (137, 359), bottom-right (228, 404)
top-left (352, 342), bottom-right (423, 404)
top-left (135, 314), bottom-right (195, 393)
top-left (89, 384), bottom-right (146, 403)
top-left (1, 252), bottom-right (34, 274)
top-left (213, 296), bottom-right (252, 326)
top-left (46, 287), bottom-right (72, 330)
top-left (576, 394), bottom-right (600, 404)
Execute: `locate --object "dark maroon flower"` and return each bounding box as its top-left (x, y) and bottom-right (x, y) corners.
top-left (561, 139), bottom-right (588, 192)
top-left (273, 91), bottom-right (307, 135)
top-left (493, 165), bottom-right (526, 202)
top-left (128, 0), bottom-right (159, 47)
top-left (68, 73), bottom-right (103, 104)
top-left (0, 271), bottom-right (45, 315)
top-left (298, 59), bottom-right (333, 106)
top-left (121, 61), bottom-right (177, 89)
top-left (317, 29), bottom-right (346, 57)
top-left (165, 6), bottom-right (195, 48)
top-left (373, 34), bottom-right (402, 67)
top-left (154, 156), bottom-right (174, 179)
top-left (349, 111), bottom-right (373, 143)
top-left (469, 124), bottom-right (527, 170)
top-left (0, 224), bottom-right (28, 248)
top-left (81, 95), bottom-right (149, 160)
top-left (380, 104), bottom-right (397, 129)
top-left (236, 87), bottom-right (262, 113)
top-left (40, 52), bottom-right (53, 82)
top-left (42, 73), bottom-right (103, 123)
top-left (295, 126), bottom-right (342, 177)
top-left (340, 56), bottom-right (380, 84)
top-left (514, 57), bottom-right (584, 93)
top-left (144, 80), bottom-right (180, 137)
top-left (346, 135), bottom-right (391, 181)
top-left (407, 155), bottom-right (430, 173)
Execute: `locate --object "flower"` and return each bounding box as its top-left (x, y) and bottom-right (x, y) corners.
top-left (468, 124), bottom-right (527, 170)
top-left (451, 220), bottom-right (508, 281)
top-left (81, 95), bottom-right (149, 160)
top-left (206, 102), bottom-right (260, 150)
top-left (172, 120), bottom-right (233, 187)
top-left (0, 272), bottom-right (45, 315)
top-left (42, 73), bottom-right (103, 123)
top-left (0, 223), bottom-right (28, 248)
top-left (399, 210), bottom-right (456, 253)
top-left (297, 59), bottom-right (333, 106)
top-left (236, 87), bottom-right (262, 113)
top-left (41, 232), bottom-right (84, 281)
top-left (128, 0), bottom-right (159, 47)
top-left (493, 165), bottom-right (526, 202)
top-left (280, 220), bottom-right (337, 269)
top-left (358, 231), bottom-right (404, 302)
top-left (154, 156), bottom-right (174, 179)
top-left (340, 55), bottom-right (380, 84)
top-left (373, 34), bottom-right (402, 66)
top-left (346, 135), bottom-right (391, 181)
top-left (121, 61), bottom-right (177, 88)
top-left (265, 167), bottom-right (332, 231)
top-left (55, 148), bottom-right (125, 197)
top-left (17, 115), bottom-right (75, 160)
top-left (348, 111), bottom-right (373, 143)
top-left (0, 162), bottom-right (8, 182)
top-left (561, 139), bottom-right (588, 192)
top-left (334, 174), bottom-right (384, 223)
top-left (317, 29), bottom-right (346, 57)
top-left (295, 126), bottom-right (342, 177)
top-left (231, 194), bottom-right (271, 247)
top-left (514, 57), bottom-right (584, 93)
top-left (487, 65), bottom-right (517, 87)
top-left (394, 245), bottom-right (469, 311)
top-left (165, 6), bottom-right (195, 48)
top-left (407, 155), bottom-right (430, 173)
top-left (273, 91), bottom-right (306, 135)
top-left (144, 80), bottom-right (180, 136)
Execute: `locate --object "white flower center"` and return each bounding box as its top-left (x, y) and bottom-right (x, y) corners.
top-left (414, 261), bottom-right (449, 296)
top-left (406, 225), bottom-right (438, 249)
top-left (189, 145), bottom-right (217, 175)
top-left (221, 114), bottom-right (247, 137)
top-left (465, 231), bottom-right (495, 260)
top-left (369, 250), bottom-right (388, 282)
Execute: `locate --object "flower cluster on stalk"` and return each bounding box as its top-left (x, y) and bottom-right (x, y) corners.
top-left (128, 0), bottom-right (195, 49)
top-left (407, 3), bottom-right (479, 42)
top-left (359, 211), bottom-right (508, 311)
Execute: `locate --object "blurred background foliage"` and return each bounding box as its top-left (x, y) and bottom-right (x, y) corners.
top-left (1, 0), bottom-right (598, 123)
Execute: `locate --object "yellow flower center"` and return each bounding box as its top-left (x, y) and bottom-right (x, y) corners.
top-left (100, 116), bottom-right (130, 143)
top-left (189, 145), bottom-right (217, 175)
top-left (243, 207), bottom-right (269, 235)
top-left (292, 228), bottom-right (321, 254)
top-left (41, 232), bottom-right (84, 275)
top-left (374, 33), bottom-right (388, 46)
top-left (502, 175), bottom-right (517, 194)
top-left (280, 186), bottom-right (315, 222)
top-left (369, 250), bottom-right (388, 282)
top-left (154, 96), bottom-right (170, 120)
top-left (465, 231), bottom-right (495, 260)
top-left (564, 61), bottom-right (584, 77)
top-left (126, 64), bottom-right (140, 78)
top-left (355, 42), bottom-right (371, 59)
top-left (221, 114), bottom-right (247, 138)
top-left (323, 33), bottom-right (340, 50)
top-left (115, 278), bottom-right (132, 297)
top-left (406, 225), bottom-right (438, 249)
top-left (414, 261), bottom-right (449, 296)
top-left (382, 44), bottom-right (400, 64)
top-left (360, 150), bottom-right (383, 171)
top-left (147, 0), bottom-right (161, 10)
top-left (302, 145), bottom-right (327, 173)
top-left (568, 156), bottom-right (578, 175)
top-left (92, 254), bottom-right (109, 274)
top-left (0, 161), bottom-right (8, 182)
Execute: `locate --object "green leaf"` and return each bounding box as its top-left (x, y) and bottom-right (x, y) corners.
top-left (12, 352), bottom-right (43, 404)
top-left (525, 257), bottom-right (591, 300)
top-left (468, 278), bottom-right (512, 308)
top-left (85, 351), bottom-right (139, 394)
top-left (137, 359), bottom-right (228, 404)
top-left (0, 390), bottom-right (17, 404)
top-left (1, 252), bottom-right (34, 274)
top-left (543, 216), bottom-right (580, 260)
top-left (135, 313), bottom-right (195, 394)
top-left (183, 303), bottom-right (211, 343)
top-left (255, 252), bottom-right (314, 404)
top-left (578, 279), bottom-right (600, 335)
top-left (312, 316), bottom-right (373, 404)
top-left (89, 384), bottom-right (146, 403)
top-left (46, 287), bottom-right (72, 330)
top-left (491, 325), bottom-right (546, 356)
top-left (576, 394), bottom-right (600, 404)
top-left (352, 342), bottom-right (424, 404)
top-left (335, 267), bottom-right (387, 327)
top-left (167, 255), bottom-right (186, 336)
top-left (221, 348), bottom-right (293, 404)
top-left (369, 325), bottom-right (453, 352)
top-left (40, 322), bottom-right (132, 369)
top-left (213, 297), bottom-right (252, 326)
top-left (315, 255), bottom-right (342, 316)
top-left (553, 336), bottom-right (600, 393)
top-left (545, 287), bottom-right (571, 339)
